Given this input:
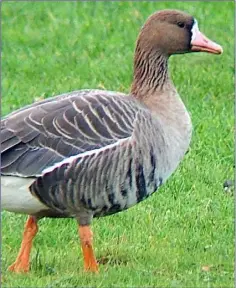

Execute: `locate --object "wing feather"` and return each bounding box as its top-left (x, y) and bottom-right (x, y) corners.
top-left (1, 89), bottom-right (146, 177)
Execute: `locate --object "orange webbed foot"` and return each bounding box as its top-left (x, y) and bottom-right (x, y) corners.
top-left (8, 260), bottom-right (30, 273)
top-left (83, 246), bottom-right (99, 273)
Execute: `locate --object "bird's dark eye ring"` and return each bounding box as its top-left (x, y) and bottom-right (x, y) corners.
top-left (177, 22), bottom-right (185, 28)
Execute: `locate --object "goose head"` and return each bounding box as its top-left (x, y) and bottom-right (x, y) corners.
top-left (136, 9), bottom-right (223, 57)
top-left (131, 10), bottom-right (223, 97)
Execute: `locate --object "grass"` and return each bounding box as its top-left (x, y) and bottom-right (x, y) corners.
top-left (1, 1), bottom-right (234, 287)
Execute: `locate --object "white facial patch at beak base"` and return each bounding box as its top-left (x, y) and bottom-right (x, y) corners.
top-left (191, 19), bottom-right (199, 42)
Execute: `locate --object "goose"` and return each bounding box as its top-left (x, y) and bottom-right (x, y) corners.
top-left (1, 9), bottom-right (223, 273)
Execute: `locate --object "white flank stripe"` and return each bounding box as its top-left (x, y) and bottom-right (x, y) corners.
top-left (42, 136), bottom-right (131, 174)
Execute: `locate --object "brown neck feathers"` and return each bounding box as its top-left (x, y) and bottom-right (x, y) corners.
top-left (130, 40), bottom-right (170, 100)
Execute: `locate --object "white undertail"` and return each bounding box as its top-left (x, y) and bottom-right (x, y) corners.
top-left (1, 176), bottom-right (49, 214)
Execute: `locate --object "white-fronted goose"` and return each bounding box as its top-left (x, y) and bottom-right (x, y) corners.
top-left (1, 9), bottom-right (223, 273)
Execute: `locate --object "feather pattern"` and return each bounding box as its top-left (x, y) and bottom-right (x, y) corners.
top-left (2, 88), bottom-right (189, 221)
top-left (1, 90), bottom-right (138, 177)
top-left (29, 109), bottom-right (167, 219)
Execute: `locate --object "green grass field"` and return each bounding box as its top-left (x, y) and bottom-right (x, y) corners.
top-left (1, 1), bottom-right (234, 287)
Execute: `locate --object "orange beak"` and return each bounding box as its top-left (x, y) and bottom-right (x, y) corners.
top-left (191, 30), bottom-right (223, 55)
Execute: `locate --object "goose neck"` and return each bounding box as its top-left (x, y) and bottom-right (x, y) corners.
top-left (131, 46), bottom-right (171, 99)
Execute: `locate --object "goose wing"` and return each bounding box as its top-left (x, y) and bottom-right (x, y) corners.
top-left (1, 89), bottom-right (143, 177)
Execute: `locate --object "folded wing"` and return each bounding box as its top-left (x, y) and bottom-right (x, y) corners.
top-left (1, 90), bottom-right (141, 177)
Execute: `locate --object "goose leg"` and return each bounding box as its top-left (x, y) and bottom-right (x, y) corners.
top-left (8, 215), bottom-right (38, 273)
top-left (79, 225), bottom-right (98, 272)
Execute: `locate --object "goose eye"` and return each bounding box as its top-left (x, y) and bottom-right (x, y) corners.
top-left (177, 22), bottom-right (185, 28)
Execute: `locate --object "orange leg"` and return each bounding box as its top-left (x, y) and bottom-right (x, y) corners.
top-left (8, 216), bottom-right (38, 273)
top-left (79, 225), bottom-right (98, 272)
